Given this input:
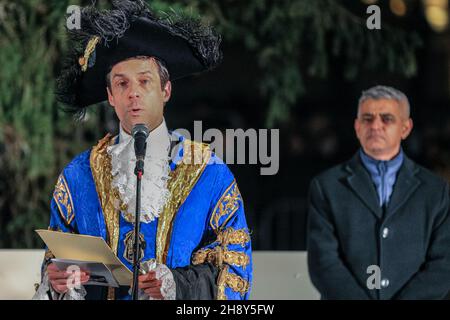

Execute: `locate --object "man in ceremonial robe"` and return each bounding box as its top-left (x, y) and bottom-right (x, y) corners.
top-left (33, 0), bottom-right (252, 300)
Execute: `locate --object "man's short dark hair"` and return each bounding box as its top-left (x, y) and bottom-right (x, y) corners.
top-left (106, 56), bottom-right (170, 91)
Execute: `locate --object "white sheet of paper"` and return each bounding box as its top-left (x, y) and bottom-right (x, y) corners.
top-left (36, 229), bottom-right (132, 286)
top-left (51, 258), bottom-right (120, 287)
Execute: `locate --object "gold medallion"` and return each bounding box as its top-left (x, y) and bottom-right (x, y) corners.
top-left (123, 230), bottom-right (146, 264)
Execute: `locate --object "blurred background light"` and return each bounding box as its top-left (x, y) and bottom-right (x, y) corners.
top-left (423, 0), bottom-right (449, 32)
top-left (390, 0), bottom-right (408, 16)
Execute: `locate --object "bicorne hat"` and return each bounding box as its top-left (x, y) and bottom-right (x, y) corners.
top-left (56, 0), bottom-right (222, 117)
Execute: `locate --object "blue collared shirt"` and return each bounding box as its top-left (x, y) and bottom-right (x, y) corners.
top-left (359, 148), bottom-right (404, 207)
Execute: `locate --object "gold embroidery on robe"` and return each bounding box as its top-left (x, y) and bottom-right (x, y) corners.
top-left (53, 174), bottom-right (75, 225)
top-left (209, 180), bottom-right (242, 232)
top-left (156, 139), bottom-right (211, 264)
top-left (90, 135), bottom-right (212, 298)
top-left (217, 227), bottom-right (251, 247)
top-left (192, 246), bottom-right (249, 269)
top-left (217, 266), bottom-right (250, 300)
top-left (193, 179), bottom-right (250, 300)
top-left (90, 134), bottom-right (121, 255)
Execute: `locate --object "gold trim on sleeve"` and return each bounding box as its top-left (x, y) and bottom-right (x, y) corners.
top-left (217, 266), bottom-right (250, 300)
top-left (193, 179), bottom-right (250, 300)
top-left (217, 227), bottom-right (250, 247)
top-left (192, 246), bottom-right (249, 269)
top-left (53, 174), bottom-right (75, 225)
top-left (156, 139), bottom-right (211, 264)
top-left (209, 180), bottom-right (242, 232)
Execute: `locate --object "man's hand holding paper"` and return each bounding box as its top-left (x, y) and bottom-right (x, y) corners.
top-left (47, 262), bottom-right (90, 294)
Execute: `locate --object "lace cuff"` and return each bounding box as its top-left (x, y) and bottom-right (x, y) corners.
top-left (132, 259), bottom-right (176, 300)
top-left (32, 270), bottom-right (87, 300)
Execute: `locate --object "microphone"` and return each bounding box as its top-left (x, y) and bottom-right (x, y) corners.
top-left (131, 124), bottom-right (149, 300)
top-left (132, 124), bottom-right (149, 175)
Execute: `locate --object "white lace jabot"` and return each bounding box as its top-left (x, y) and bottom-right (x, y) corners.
top-left (107, 120), bottom-right (171, 223)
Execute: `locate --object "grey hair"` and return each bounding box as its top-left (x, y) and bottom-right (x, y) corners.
top-left (358, 85), bottom-right (410, 118)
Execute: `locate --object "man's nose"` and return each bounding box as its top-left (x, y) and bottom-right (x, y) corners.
top-left (370, 116), bottom-right (383, 130)
top-left (128, 83), bottom-right (141, 100)
top-left (128, 90), bottom-right (140, 100)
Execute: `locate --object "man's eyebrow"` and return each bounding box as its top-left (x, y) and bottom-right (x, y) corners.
top-left (112, 71), bottom-right (153, 79)
top-left (361, 112), bottom-right (395, 116)
top-left (112, 73), bottom-right (127, 79)
top-left (137, 71), bottom-right (153, 76)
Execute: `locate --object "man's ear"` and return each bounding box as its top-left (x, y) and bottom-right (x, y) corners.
top-left (402, 118), bottom-right (413, 140)
top-left (162, 81), bottom-right (172, 103)
top-left (107, 87), bottom-right (115, 107)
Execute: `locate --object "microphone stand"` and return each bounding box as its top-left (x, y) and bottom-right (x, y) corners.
top-left (131, 160), bottom-right (144, 300)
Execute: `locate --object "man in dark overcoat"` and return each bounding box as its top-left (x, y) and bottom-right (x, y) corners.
top-left (307, 85), bottom-right (450, 299)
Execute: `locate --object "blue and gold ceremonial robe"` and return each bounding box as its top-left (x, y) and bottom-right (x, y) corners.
top-left (44, 133), bottom-right (252, 300)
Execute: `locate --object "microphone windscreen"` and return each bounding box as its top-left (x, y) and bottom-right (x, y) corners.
top-left (132, 124), bottom-right (149, 138)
